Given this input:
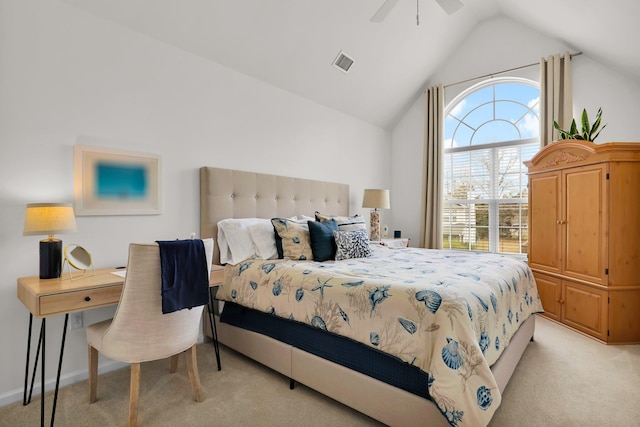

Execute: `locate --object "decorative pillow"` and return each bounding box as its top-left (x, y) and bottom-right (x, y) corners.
top-left (333, 229), bottom-right (372, 261)
top-left (248, 221), bottom-right (278, 260)
top-left (272, 217), bottom-right (306, 258)
top-left (271, 218), bottom-right (313, 261)
top-left (315, 212), bottom-right (366, 231)
top-left (308, 219), bottom-right (338, 261)
top-left (217, 218), bottom-right (270, 264)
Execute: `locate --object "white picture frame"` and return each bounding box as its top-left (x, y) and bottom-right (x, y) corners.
top-left (74, 145), bottom-right (162, 216)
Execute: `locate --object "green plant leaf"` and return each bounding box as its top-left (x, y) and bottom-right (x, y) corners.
top-left (569, 120), bottom-right (578, 135)
top-left (591, 123), bottom-right (607, 141)
top-left (590, 108), bottom-right (603, 135)
top-left (580, 109), bottom-right (590, 136)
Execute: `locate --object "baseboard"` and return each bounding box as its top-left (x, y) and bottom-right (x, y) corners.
top-left (1, 333), bottom-right (209, 409)
top-left (0, 359), bottom-right (128, 408)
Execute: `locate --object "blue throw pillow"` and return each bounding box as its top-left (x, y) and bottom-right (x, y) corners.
top-left (308, 219), bottom-right (338, 261)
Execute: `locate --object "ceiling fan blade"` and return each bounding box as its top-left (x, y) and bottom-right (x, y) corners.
top-left (436, 0), bottom-right (464, 15)
top-left (371, 0), bottom-right (401, 23)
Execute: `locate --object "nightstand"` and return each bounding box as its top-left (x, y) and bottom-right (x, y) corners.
top-left (374, 238), bottom-right (410, 248)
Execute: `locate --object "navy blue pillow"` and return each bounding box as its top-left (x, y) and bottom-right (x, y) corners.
top-left (271, 218), bottom-right (286, 259)
top-left (274, 230), bottom-right (284, 258)
top-left (308, 219), bottom-right (338, 261)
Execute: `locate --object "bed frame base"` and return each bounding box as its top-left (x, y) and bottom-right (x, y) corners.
top-left (209, 314), bottom-right (535, 426)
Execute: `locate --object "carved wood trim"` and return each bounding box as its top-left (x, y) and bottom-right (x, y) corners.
top-left (542, 151), bottom-right (586, 168)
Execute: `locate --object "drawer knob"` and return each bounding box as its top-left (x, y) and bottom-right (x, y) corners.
top-left (84, 296), bottom-right (91, 302)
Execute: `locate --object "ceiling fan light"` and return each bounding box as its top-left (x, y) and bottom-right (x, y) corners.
top-left (436, 0), bottom-right (464, 15)
top-left (371, 0), bottom-right (401, 23)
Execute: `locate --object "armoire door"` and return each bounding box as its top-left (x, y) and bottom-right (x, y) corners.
top-left (528, 170), bottom-right (562, 274)
top-left (562, 280), bottom-right (608, 341)
top-left (533, 272), bottom-right (561, 321)
top-left (562, 163), bottom-right (608, 285)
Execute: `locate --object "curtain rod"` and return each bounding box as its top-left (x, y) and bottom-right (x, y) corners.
top-left (440, 51), bottom-right (583, 89)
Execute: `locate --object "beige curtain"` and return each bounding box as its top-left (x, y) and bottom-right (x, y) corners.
top-left (419, 84), bottom-right (443, 249)
top-left (539, 52), bottom-right (573, 147)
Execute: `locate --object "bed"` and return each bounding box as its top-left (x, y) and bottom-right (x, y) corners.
top-left (200, 166), bottom-right (543, 427)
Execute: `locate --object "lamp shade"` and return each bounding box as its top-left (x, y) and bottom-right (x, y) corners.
top-left (23, 203), bottom-right (77, 236)
top-left (24, 203), bottom-right (77, 279)
top-left (362, 189), bottom-right (390, 209)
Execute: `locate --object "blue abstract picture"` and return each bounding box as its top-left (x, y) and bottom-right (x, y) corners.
top-left (95, 162), bottom-right (148, 200)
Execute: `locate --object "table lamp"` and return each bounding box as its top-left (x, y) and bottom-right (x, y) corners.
top-left (23, 203), bottom-right (77, 279)
top-left (362, 189), bottom-right (390, 241)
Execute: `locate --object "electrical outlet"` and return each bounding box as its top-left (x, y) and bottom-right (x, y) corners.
top-left (70, 312), bottom-right (84, 330)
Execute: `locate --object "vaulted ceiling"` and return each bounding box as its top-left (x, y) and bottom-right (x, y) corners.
top-left (63, 0), bottom-right (640, 129)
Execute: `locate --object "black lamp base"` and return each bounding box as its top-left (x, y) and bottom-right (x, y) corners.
top-left (40, 238), bottom-right (62, 279)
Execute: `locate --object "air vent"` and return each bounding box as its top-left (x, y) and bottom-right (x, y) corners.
top-left (333, 51), bottom-right (355, 73)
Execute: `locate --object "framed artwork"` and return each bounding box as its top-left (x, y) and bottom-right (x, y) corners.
top-left (74, 145), bottom-right (162, 216)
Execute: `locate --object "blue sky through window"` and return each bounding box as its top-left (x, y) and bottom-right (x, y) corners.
top-left (445, 80), bottom-right (539, 148)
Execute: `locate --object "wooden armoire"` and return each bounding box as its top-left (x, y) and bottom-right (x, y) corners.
top-left (525, 140), bottom-right (640, 344)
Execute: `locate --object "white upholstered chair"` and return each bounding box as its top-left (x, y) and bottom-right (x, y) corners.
top-left (86, 239), bottom-right (213, 427)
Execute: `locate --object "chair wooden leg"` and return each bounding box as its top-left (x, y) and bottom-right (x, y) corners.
top-left (169, 354), bottom-right (179, 373)
top-left (184, 345), bottom-right (202, 402)
top-left (88, 345), bottom-right (99, 403)
top-left (129, 363), bottom-right (140, 427)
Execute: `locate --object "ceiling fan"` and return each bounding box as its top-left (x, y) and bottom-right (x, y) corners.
top-left (371, 0), bottom-right (464, 23)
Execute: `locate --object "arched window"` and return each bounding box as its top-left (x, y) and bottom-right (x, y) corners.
top-left (442, 78), bottom-right (539, 254)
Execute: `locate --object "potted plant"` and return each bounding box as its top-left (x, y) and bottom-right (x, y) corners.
top-left (553, 107), bottom-right (606, 142)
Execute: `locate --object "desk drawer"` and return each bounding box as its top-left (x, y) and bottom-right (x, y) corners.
top-left (40, 285), bottom-right (122, 316)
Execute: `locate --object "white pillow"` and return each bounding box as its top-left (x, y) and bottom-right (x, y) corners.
top-left (315, 212), bottom-right (366, 231)
top-left (217, 218), bottom-right (269, 265)
top-left (248, 221), bottom-right (278, 260)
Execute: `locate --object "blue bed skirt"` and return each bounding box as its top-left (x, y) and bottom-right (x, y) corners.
top-left (220, 301), bottom-right (430, 399)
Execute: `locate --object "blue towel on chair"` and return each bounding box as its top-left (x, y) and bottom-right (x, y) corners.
top-left (156, 239), bottom-right (209, 314)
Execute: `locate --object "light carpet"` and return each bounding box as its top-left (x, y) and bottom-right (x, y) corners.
top-left (1, 315), bottom-right (638, 426)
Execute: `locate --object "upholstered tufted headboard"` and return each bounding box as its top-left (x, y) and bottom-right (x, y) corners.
top-left (200, 167), bottom-right (349, 265)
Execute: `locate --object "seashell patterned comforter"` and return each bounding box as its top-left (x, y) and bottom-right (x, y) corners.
top-left (218, 245), bottom-right (543, 426)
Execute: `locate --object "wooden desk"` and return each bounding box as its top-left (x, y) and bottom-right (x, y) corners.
top-left (17, 264), bottom-right (226, 427)
top-left (18, 265), bottom-right (226, 318)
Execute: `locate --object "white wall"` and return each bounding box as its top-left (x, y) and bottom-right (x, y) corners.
top-left (0, 0), bottom-right (390, 405)
top-left (390, 15), bottom-right (640, 244)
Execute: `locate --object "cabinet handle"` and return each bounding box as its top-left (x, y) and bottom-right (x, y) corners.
top-left (84, 296), bottom-right (91, 302)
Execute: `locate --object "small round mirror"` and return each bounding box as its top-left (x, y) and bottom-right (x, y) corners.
top-left (64, 244), bottom-right (92, 270)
